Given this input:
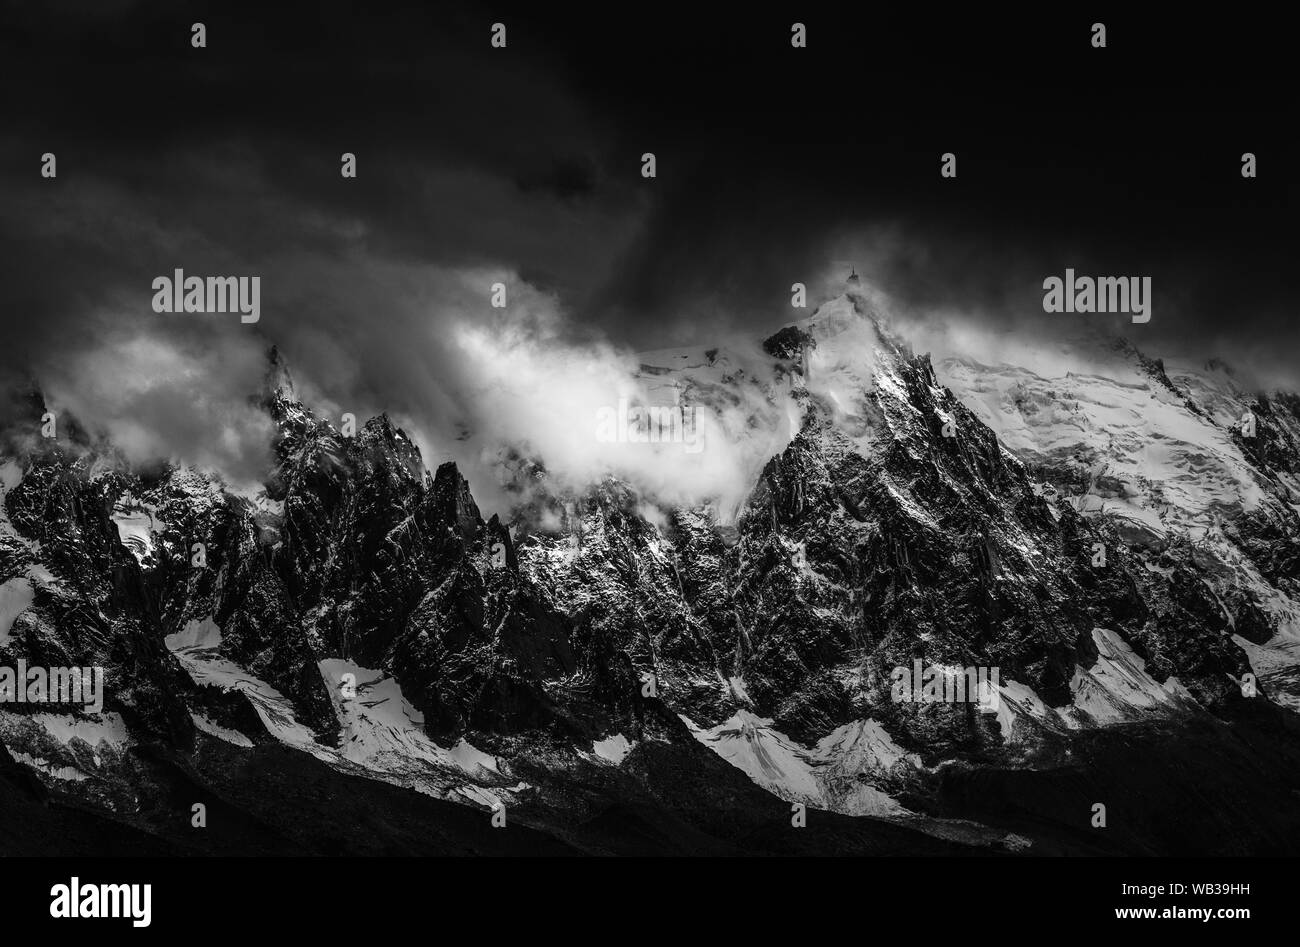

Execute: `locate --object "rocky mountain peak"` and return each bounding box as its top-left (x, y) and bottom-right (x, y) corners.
top-left (3, 298), bottom-right (1300, 855)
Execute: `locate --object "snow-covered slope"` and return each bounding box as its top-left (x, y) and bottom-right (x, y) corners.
top-left (936, 332), bottom-right (1300, 713)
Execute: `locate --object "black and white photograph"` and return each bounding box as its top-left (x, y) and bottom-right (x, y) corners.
top-left (0, 1), bottom-right (1294, 930)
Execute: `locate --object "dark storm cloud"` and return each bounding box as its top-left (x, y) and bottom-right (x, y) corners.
top-left (0, 2), bottom-right (1296, 490)
top-left (0, 0), bottom-right (657, 488)
top-left (0, 0), bottom-right (647, 344)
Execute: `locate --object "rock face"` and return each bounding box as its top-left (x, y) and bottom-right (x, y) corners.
top-left (3, 287), bottom-right (1300, 855)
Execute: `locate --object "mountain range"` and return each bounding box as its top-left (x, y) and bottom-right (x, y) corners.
top-left (3, 285), bottom-right (1300, 856)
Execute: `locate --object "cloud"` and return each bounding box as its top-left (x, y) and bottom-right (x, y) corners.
top-left (42, 329), bottom-right (275, 483)
top-left (3, 1), bottom-right (1297, 515)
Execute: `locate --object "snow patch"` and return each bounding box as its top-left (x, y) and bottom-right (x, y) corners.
top-left (165, 616), bottom-right (222, 651)
top-left (111, 494), bottom-right (160, 566)
top-left (1233, 631), bottom-right (1300, 713)
top-left (9, 750), bottom-right (87, 782)
top-left (726, 675), bottom-right (751, 704)
top-left (1063, 628), bottom-right (1192, 726)
top-left (680, 710), bottom-right (911, 817)
top-left (33, 712), bottom-right (130, 749)
top-left (166, 619), bottom-right (328, 758)
top-left (591, 732), bottom-right (633, 765)
top-left (319, 658), bottom-right (500, 777)
top-left (190, 711), bottom-right (254, 747)
top-left (992, 678), bottom-right (1056, 743)
top-left (164, 623), bottom-right (516, 808)
top-left (988, 628), bottom-right (1195, 740)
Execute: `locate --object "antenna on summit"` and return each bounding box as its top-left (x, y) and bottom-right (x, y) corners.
top-left (847, 266), bottom-right (860, 286)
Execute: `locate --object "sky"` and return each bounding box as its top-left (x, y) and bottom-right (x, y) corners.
top-left (0, 1), bottom-right (1295, 507)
